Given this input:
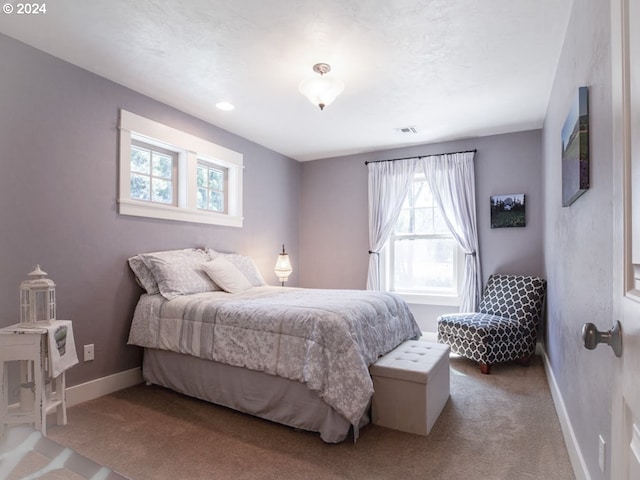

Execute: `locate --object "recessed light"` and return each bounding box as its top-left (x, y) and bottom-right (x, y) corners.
top-left (216, 102), bottom-right (235, 111)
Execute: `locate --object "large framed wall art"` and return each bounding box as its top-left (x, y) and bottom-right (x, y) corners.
top-left (561, 86), bottom-right (590, 207)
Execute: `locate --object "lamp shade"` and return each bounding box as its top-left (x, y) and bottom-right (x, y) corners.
top-left (274, 245), bottom-right (293, 285)
top-left (298, 63), bottom-right (344, 110)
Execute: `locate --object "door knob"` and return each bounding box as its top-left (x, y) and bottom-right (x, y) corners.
top-left (582, 321), bottom-right (622, 357)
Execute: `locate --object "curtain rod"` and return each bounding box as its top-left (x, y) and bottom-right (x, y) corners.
top-left (364, 148), bottom-right (477, 165)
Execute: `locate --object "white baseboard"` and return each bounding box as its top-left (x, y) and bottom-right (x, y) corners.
top-left (540, 347), bottom-right (590, 480)
top-left (66, 367), bottom-right (143, 408)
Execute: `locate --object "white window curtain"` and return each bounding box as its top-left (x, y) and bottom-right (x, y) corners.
top-left (419, 151), bottom-right (482, 312)
top-left (366, 159), bottom-right (417, 290)
top-left (366, 150), bottom-right (482, 312)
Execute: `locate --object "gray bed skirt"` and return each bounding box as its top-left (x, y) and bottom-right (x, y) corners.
top-left (142, 348), bottom-right (369, 443)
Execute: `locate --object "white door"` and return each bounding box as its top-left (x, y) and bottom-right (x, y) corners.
top-left (611, 0), bottom-right (640, 478)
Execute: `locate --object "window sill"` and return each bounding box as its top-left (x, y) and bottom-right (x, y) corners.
top-left (118, 199), bottom-right (243, 227)
top-left (394, 292), bottom-right (460, 307)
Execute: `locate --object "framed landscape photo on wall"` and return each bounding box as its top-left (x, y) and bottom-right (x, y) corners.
top-left (490, 194), bottom-right (526, 228)
top-left (561, 86), bottom-right (590, 206)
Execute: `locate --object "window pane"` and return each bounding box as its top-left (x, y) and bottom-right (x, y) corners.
top-left (130, 147), bottom-right (150, 174)
top-left (130, 174), bottom-right (150, 200)
top-left (396, 180), bottom-right (441, 235)
top-left (197, 165), bottom-right (207, 187)
top-left (152, 153), bottom-right (173, 179)
top-left (433, 208), bottom-right (449, 233)
top-left (197, 187), bottom-right (207, 209)
top-left (413, 182), bottom-right (432, 208)
top-left (209, 191), bottom-right (223, 211)
top-left (393, 238), bottom-right (455, 292)
top-left (414, 207), bottom-right (434, 233)
top-left (209, 169), bottom-right (223, 190)
top-left (152, 178), bottom-right (172, 204)
top-left (395, 209), bottom-right (411, 234)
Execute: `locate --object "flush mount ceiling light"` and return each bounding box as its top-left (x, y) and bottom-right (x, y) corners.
top-left (298, 63), bottom-right (344, 111)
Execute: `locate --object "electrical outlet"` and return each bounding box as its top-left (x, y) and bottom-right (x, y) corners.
top-left (598, 434), bottom-right (606, 471)
top-left (83, 344), bottom-right (94, 362)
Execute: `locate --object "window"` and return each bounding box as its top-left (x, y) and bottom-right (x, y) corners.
top-left (383, 174), bottom-right (463, 306)
top-left (118, 110), bottom-right (243, 227)
top-left (196, 162), bottom-right (227, 212)
top-left (130, 140), bottom-right (178, 205)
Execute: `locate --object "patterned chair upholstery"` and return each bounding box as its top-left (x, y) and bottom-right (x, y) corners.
top-left (437, 274), bottom-right (546, 374)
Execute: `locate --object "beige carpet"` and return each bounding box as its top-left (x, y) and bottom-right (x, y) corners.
top-left (46, 354), bottom-right (575, 480)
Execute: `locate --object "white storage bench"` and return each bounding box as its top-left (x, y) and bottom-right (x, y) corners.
top-left (369, 340), bottom-right (450, 436)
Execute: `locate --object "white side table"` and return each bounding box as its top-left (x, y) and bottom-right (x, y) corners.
top-left (0, 321), bottom-right (69, 437)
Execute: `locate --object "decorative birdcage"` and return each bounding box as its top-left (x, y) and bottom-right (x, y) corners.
top-left (20, 265), bottom-right (56, 327)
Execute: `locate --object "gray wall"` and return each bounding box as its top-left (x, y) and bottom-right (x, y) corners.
top-left (542, 0), bottom-right (614, 478)
top-left (0, 34), bottom-right (301, 387)
top-left (300, 130), bottom-right (544, 331)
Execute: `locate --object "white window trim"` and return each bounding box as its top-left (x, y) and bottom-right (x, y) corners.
top-left (118, 109), bottom-right (243, 227)
top-left (380, 242), bottom-right (464, 307)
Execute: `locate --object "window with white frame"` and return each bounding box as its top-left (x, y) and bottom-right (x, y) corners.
top-left (118, 110), bottom-right (243, 227)
top-left (130, 140), bottom-right (178, 205)
top-left (196, 161), bottom-right (227, 213)
top-left (383, 174), bottom-right (464, 306)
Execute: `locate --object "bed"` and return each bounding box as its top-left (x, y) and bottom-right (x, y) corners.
top-left (126, 248), bottom-right (421, 443)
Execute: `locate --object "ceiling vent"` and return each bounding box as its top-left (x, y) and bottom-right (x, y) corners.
top-left (395, 126), bottom-right (419, 134)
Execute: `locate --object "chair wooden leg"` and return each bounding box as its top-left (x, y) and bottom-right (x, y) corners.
top-left (515, 356), bottom-right (532, 367)
top-left (480, 362), bottom-right (491, 375)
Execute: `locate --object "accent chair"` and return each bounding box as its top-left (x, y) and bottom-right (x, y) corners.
top-left (437, 274), bottom-right (547, 374)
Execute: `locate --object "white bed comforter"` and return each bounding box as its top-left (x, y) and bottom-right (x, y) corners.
top-left (128, 286), bottom-right (421, 426)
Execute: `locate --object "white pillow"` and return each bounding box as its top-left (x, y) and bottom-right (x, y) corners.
top-left (202, 256), bottom-right (253, 294)
top-left (207, 250), bottom-right (266, 286)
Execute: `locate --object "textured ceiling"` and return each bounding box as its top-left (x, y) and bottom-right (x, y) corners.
top-left (0, 0), bottom-right (573, 161)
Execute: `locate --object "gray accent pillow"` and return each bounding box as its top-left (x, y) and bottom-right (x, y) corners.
top-left (139, 248), bottom-right (219, 300)
top-left (128, 255), bottom-right (160, 294)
